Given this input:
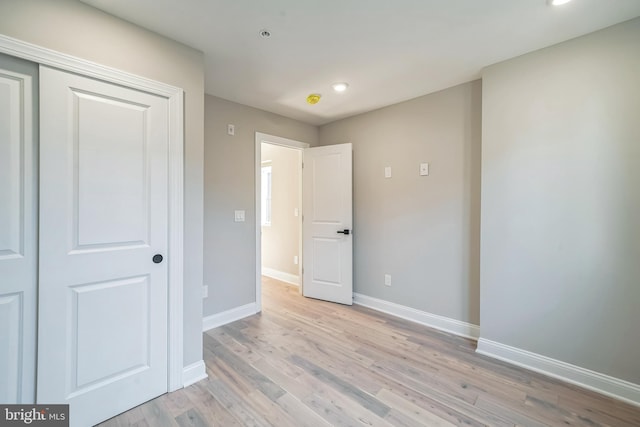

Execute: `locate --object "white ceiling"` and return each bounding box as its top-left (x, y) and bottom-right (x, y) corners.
top-left (82, 0), bottom-right (640, 125)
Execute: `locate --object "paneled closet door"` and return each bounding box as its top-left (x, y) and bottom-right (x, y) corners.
top-left (38, 66), bottom-right (170, 427)
top-left (0, 54), bottom-right (38, 403)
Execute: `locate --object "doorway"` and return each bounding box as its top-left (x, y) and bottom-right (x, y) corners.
top-left (260, 143), bottom-right (303, 287)
top-left (254, 133), bottom-right (308, 311)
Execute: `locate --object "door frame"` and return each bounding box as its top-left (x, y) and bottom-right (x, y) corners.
top-left (254, 132), bottom-right (308, 312)
top-left (0, 35), bottom-right (185, 391)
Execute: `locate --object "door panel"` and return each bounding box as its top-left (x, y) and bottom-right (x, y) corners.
top-left (0, 55), bottom-right (37, 404)
top-left (74, 91), bottom-right (149, 249)
top-left (302, 143), bottom-right (353, 305)
top-left (0, 294), bottom-right (22, 401)
top-left (0, 73), bottom-right (22, 258)
top-left (72, 276), bottom-right (150, 392)
top-left (312, 238), bottom-right (342, 284)
top-left (38, 66), bottom-right (169, 427)
top-left (311, 153), bottom-right (343, 222)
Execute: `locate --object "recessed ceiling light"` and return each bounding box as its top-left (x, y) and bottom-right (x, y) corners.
top-left (259, 29), bottom-right (271, 38)
top-left (332, 82), bottom-right (349, 92)
top-left (548, 0), bottom-right (572, 6)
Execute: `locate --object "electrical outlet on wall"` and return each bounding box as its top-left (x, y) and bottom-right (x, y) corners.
top-left (294, 255), bottom-right (299, 265)
top-left (202, 285), bottom-right (208, 298)
top-left (384, 274), bottom-right (392, 287)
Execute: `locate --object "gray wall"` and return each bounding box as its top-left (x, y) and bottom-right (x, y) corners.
top-left (480, 18), bottom-right (640, 383)
top-left (204, 95), bottom-right (317, 316)
top-left (0, 0), bottom-right (205, 366)
top-left (261, 144), bottom-right (302, 278)
top-left (319, 81), bottom-right (482, 325)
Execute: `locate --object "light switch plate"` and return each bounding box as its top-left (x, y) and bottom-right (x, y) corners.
top-left (234, 210), bottom-right (245, 222)
top-left (420, 163), bottom-right (429, 176)
top-left (227, 124), bottom-right (235, 136)
top-left (385, 166), bottom-right (392, 178)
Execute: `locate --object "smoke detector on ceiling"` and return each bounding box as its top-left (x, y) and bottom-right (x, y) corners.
top-left (306, 94), bottom-right (321, 105)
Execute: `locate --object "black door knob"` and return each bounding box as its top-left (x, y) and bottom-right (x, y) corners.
top-left (336, 229), bottom-right (350, 235)
top-left (152, 254), bottom-right (163, 264)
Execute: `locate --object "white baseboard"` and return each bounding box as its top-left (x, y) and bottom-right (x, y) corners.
top-left (262, 267), bottom-right (300, 286)
top-left (353, 293), bottom-right (480, 340)
top-left (477, 338), bottom-right (640, 407)
top-left (202, 302), bottom-right (258, 332)
top-left (182, 360), bottom-right (207, 387)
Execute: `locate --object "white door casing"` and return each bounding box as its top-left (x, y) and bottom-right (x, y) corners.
top-left (302, 143), bottom-right (353, 305)
top-left (38, 66), bottom-right (169, 427)
top-left (0, 61), bottom-right (36, 403)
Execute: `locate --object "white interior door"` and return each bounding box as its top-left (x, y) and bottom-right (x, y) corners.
top-left (302, 143), bottom-right (353, 305)
top-left (0, 56), bottom-right (37, 404)
top-left (38, 66), bottom-right (169, 427)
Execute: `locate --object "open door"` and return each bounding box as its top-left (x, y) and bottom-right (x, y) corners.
top-left (302, 143), bottom-right (353, 305)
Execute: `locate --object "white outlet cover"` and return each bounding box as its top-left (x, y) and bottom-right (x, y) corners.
top-left (227, 124), bottom-right (235, 135)
top-left (420, 163), bottom-right (429, 176)
top-left (384, 274), bottom-right (392, 286)
top-left (234, 210), bottom-right (245, 222)
top-left (384, 166), bottom-right (392, 178)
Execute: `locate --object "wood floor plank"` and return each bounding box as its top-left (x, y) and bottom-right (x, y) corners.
top-left (274, 392), bottom-right (334, 427)
top-left (158, 388), bottom-right (193, 418)
top-left (372, 371), bottom-right (515, 427)
top-left (376, 388), bottom-right (456, 427)
top-left (138, 400), bottom-right (180, 427)
top-left (99, 277), bottom-right (640, 426)
top-left (175, 408), bottom-right (208, 427)
top-left (242, 390), bottom-right (302, 427)
top-left (205, 378), bottom-right (270, 427)
top-left (289, 354), bottom-right (391, 418)
top-left (475, 395), bottom-right (554, 427)
top-left (251, 357), bottom-right (315, 398)
top-left (301, 392), bottom-right (368, 427)
top-left (208, 326), bottom-right (263, 364)
top-left (557, 392), bottom-right (640, 427)
top-left (206, 335), bottom-right (286, 402)
top-left (182, 382), bottom-right (243, 426)
top-left (302, 391), bottom-right (395, 427)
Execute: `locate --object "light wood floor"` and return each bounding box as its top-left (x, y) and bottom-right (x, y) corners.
top-left (100, 277), bottom-right (640, 426)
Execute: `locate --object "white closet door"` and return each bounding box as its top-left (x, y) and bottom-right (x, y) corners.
top-left (38, 66), bottom-right (170, 427)
top-left (0, 58), bottom-right (37, 404)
